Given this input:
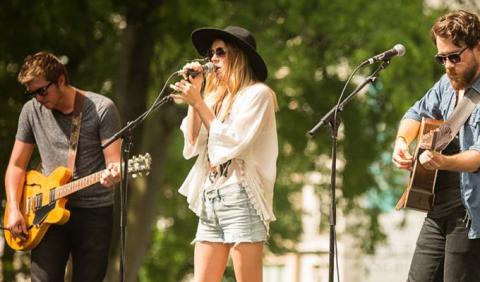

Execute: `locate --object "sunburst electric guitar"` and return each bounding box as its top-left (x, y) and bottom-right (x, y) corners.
top-left (4, 153), bottom-right (152, 251)
top-left (396, 118), bottom-right (443, 212)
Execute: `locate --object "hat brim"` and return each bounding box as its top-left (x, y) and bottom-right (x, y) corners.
top-left (191, 28), bottom-right (268, 82)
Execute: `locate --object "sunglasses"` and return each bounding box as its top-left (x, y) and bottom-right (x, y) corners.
top-left (434, 47), bottom-right (468, 65)
top-left (25, 81), bottom-right (54, 97)
top-left (207, 47), bottom-right (227, 60)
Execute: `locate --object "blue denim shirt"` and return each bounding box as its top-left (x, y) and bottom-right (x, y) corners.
top-left (404, 74), bottom-right (480, 239)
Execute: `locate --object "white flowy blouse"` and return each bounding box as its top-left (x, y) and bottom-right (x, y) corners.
top-left (178, 82), bottom-right (278, 232)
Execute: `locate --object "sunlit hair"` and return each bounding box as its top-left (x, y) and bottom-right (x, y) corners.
top-left (18, 52), bottom-right (70, 85)
top-left (431, 10), bottom-right (480, 48)
top-left (204, 40), bottom-right (278, 121)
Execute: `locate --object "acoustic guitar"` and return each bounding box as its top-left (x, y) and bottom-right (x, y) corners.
top-left (4, 153), bottom-right (152, 251)
top-left (396, 118), bottom-right (443, 212)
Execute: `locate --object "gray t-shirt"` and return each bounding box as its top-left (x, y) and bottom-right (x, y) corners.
top-left (16, 91), bottom-right (121, 208)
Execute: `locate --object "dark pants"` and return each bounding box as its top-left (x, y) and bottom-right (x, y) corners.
top-left (31, 206), bottom-right (113, 282)
top-left (408, 208), bottom-right (480, 282)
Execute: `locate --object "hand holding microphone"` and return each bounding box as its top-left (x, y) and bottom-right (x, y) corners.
top-left (177, 61), bottom-right (214, 78)
top-left (170, 62), bottom-right (214, 107)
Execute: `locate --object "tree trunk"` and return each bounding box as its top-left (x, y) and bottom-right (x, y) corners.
top-left (105, 1), bottom-right (176, 281)
top-left (105, 20), bottom-right (154, 282)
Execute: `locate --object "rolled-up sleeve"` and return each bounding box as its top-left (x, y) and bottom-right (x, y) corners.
top-left (403, 77), bottom-right (446, 121)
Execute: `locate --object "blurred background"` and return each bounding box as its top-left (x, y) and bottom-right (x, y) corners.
top-left (0, 0), bottom-right (479, 281)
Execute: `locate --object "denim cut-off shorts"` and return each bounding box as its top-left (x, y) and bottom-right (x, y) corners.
top-left (193, 183), bottom-right (267, 244)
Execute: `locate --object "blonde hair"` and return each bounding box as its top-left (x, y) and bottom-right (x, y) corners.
top-left (204, 41), bottom-right (277, 121)
top-left (18, 52), bottom-right (70, 85)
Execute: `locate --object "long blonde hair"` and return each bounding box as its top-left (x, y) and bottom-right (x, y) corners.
top-left (204, 41), bottom-right (262, 121)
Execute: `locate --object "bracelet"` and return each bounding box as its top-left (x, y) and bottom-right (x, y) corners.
top-left (396, 136), bottom-right (408, 144)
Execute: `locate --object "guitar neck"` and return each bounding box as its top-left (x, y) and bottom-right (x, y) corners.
top-left (51, 153), bottom-right (151, 201)
top-left (55, 171), bottom-right (103, 199)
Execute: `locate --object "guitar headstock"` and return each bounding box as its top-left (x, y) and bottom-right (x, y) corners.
top-left (128, 153), bottom-right (152, 178)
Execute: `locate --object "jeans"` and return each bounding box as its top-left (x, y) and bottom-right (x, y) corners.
top-left (407, 207), bottom-right (480, 282)
top-left (31, 206), bottom-right (113, 282)
top-left (194, 183), bottom-right (267, 244)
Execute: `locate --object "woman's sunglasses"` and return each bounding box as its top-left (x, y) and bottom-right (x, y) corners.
top-left (207, 47), bottom-right (227, 60)
top-left (25, 81), bottom-right (53, 97)
top-left (434, 47), bottom-right (468, 65)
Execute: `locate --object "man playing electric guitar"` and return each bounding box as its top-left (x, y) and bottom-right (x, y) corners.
top-left (4, 52), bottom-right (122, 282)
top-left (392, 10), bottom-right (480, 282)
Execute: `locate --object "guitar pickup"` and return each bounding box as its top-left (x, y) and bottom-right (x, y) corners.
top-left (34, 194), bottom-right (43, 211)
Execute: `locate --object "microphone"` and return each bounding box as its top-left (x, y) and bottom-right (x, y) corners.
top-left (364, 44), bottom-right (406, 64)
top-left (178, 62), bottom-right (215, 78)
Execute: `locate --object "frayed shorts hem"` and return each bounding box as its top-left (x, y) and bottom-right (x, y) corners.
top-left (190, 238), bottom-right (267, 246)
top-left (193, 183), bottom-right (268, 245)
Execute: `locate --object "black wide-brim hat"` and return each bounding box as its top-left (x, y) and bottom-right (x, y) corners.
top-left (191, 26), bottom-right (268, 82)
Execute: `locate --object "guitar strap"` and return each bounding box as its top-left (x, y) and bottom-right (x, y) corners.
top-left (66, 90), bottom-right (85, 172)
top-left (434, 85), bottom-right (480, 151)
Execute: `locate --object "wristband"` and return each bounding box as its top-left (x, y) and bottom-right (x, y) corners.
top-left (396, 135), bottom-right (408, 144)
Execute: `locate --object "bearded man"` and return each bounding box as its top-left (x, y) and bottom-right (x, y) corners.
top-left (392, 10), bottom-right (480, 282)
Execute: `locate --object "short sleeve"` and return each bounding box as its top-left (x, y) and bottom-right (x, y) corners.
top-left (15, 101), bottom-right (35, 144)
top-left (98, 98), bottom-right (121, 141)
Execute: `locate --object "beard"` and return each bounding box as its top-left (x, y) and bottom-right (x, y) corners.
top-left (446, 60), bottom-right (478, 91)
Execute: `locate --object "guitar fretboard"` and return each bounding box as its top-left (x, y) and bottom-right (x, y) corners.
top-left (54, 171), bottom-right (103, 200)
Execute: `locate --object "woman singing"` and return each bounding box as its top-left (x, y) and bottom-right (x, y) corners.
top-left (171, 26), bottom-right (278, 282)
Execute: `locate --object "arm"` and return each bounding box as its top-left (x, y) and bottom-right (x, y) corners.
top-left (99, 138), bottom-right (122, 188)
top-left (191, 99), bottom-right (215, 130)
top-left (419, 149), bottom-right (480, 172)
top-left (170, 62), bottom-right (215, 131)
top-left (4, 140), bottom-right (34, 237)
top-left (98, 98), bottom-right (122, 187)
top-left (186, 105), bottom-right (204, 144)
top-left (392, 118), bottom-right (421, 171)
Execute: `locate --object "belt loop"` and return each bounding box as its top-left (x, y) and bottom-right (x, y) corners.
top-left (217, 188), bottom-right (221, 201)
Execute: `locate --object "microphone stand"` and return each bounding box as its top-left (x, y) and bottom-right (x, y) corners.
top-left (308, 60), bottom-right (391, 282)
top-left (101, 94), bottom-right (172, 282)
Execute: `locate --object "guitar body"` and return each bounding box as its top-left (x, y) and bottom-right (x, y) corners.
top-left (3, 153), bottom-right (151, 251)
top-left (396, 118), bottom-right (443, 212)
top-left (4, 167), bottom-right (72, 251)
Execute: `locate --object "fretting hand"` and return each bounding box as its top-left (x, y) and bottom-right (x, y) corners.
top-left (100, 162), bottom-right (121, 187)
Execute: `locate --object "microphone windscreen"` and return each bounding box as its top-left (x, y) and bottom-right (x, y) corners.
top-left (203, 62), bottom-right (215, 73)
top-left (394, 44), bottom-right (406, 57)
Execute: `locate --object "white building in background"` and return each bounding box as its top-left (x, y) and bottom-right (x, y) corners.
top-left (264, 184), bottom-right (425, 282)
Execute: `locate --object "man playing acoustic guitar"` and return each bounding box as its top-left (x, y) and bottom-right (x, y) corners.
top-left (4, 52), bottom-right (122, 281)
top-left (392, 10), bottom-right (480, 282)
